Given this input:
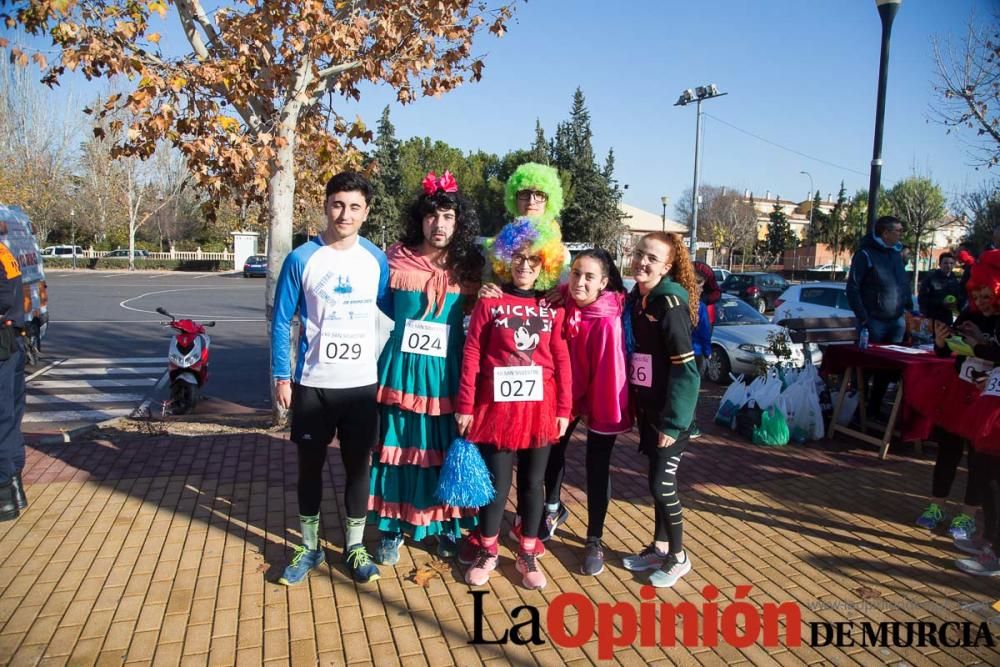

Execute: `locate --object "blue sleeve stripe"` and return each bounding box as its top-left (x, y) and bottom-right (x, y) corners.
top-left (360, 236), bottom-right (394, 319)
top-left (270, 240), bottom-right (319, 381)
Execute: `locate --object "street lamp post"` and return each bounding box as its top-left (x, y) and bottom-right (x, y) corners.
top-left (660, 195), bottom-right (669, 232)
top-left (800, 170), bottom-right (814, 234)
top-left (866, 0), bottom-right (902, 235)
top-left (675, 84), bottom-right (726, 256)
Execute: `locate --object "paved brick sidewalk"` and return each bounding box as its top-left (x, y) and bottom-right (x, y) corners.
top-left (2, 394), bottom-right (1000, 666)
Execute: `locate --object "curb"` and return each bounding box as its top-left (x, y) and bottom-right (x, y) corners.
top-left (35, 416), bottom-right (124, 445)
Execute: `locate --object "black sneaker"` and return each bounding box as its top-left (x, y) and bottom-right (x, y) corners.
top-left (540, 505), bottom-right (570, 542)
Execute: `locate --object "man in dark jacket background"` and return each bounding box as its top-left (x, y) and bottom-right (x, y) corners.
top-left (846, 215), bottom-right (913, 416)
top-left (918, 252), bottom-right (965, 324)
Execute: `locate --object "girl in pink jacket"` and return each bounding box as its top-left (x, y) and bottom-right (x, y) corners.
top-left (512, 248), bottom-right (632, 576)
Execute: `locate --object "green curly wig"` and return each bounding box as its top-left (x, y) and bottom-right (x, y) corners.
top-left (504, 162), bottom-right (564, 224)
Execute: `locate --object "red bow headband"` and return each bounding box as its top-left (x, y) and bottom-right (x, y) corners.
top-left (422, 171), bottom-right (458, 195)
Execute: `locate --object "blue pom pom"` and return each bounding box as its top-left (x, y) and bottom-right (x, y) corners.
top-left (436, 438), bottom-right (496, 508)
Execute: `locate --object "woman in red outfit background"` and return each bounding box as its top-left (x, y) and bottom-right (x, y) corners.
top-left (454, 216), bottom-right (571, 591)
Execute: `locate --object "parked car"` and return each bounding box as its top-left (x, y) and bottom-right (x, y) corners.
top-left (712, 267), bottom-right (732, 284)
top-left (105, 248), bottom-right (150, 258)
top-left (243, 254), bottom-right (268, 278)
top-left (705, 296), bottom-right (817, 384)
top-left (41, 245), bottom-right (84, 257)
top-left (772, 281), bottom-right (853, 323)
top-left (720, 272), bottom-right (789, 314)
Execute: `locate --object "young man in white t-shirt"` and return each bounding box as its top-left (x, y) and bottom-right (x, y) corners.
top-left (271, 172), bottom-right (392, 585)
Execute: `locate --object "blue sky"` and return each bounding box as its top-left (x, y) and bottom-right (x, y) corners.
top-left (340, 0), bottom-right (995, 216)
top-left (6, 0), bottom-right (996, 217)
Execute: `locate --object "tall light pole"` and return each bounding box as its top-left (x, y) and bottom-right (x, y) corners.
top-left (676, 84), bottom-right (726, 256)
top-left (866, 0), bottom-right (902, 235)
top-left (660, 195), bottom-right (669, 232)
top-left (800, 170), bottom-right (814, 236)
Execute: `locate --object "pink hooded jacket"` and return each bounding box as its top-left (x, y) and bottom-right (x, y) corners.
top-left (562, 287), bottom-right (632, 435)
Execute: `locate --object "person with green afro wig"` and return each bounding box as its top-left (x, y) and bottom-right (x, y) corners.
top-left (504, 163), bottom-right (564, 225)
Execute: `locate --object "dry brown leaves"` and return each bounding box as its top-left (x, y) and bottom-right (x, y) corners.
top-left (408, 558), bottom-right (451, 588)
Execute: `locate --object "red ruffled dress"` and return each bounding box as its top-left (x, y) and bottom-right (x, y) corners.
top-left (456, 287), bottom-right (572, 449)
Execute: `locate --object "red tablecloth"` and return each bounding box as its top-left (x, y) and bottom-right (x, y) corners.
top-left (820, 344), bottom-right (957, 441)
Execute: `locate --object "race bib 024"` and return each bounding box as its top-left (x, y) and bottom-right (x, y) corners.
top-left (493, 366), bottom-right (544, 402)
top-left (401, 319), bottom-right (449, 358)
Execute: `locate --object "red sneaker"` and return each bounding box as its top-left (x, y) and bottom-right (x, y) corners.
top-left (457, 530), bottom-right (483, 566)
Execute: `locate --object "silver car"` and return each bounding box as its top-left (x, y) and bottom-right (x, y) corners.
top-left (705, 296), bottom-right (819, 384)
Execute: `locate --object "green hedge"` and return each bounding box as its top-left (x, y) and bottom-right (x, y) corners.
top-left (42, 258), bottom-right (235, 271)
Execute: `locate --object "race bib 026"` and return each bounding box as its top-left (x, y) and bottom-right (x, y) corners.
top-left (493, 366), bottom-right (544, 402)
top-left (629, 353), bottom-right (652, 387)
top-left (319, 326), bottom-right (369, 365)
top-left (401, 319), bottom-right (449, 358)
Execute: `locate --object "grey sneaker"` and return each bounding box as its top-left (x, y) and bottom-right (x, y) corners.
top-left (581, 538), bottom-right (605, 576)
top-left (622, 544), bottom-right (666, 572)
top-left (954, 536), bottom-right (991, 556)
top-left (649, 552), bottom-right (692, 588)
top-left (956, 546), bottom-right (1000, 576)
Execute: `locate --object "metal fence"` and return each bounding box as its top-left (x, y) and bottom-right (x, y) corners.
top-left (83, 249), bottom-right (233, 260)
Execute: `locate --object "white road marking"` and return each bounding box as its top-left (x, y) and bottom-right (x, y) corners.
top-left (59, 356), bottom-right (164, 365)
top-left (23, 408), bottom-right (134, 423)
top-left (27, 392), bottom-right (146, 404)
top-left (30, 378), bottom-right (159, 389)
top-left (119, 286), bottom-right (252, 318)
top-left (26, 359), bottom-right (66, 382)
top-left (44, 366), bottom-right (164, 376)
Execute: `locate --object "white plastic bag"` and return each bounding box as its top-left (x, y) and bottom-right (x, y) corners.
top-left (831, 389), bottom-right (860, 426)
top-left (715, 374), bottom-right (748, 428)
top-left (746, 370), bottom-right (782, 410)
top-left (779, 373), bottom-right (825, 442)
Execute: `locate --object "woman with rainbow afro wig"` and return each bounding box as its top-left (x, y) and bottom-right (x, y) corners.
top-left (452, 200), bottom-right (572, 591)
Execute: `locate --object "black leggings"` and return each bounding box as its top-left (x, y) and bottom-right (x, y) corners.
top-left (478, 444), bottom-right (551, 539)
top-left (974, 452), bottom-right (1000, 550)
top-left (931, 428), bottom-right (981, 507)
top-left (543, 419), bottom-right (617, 538)
top-left (638, 412), bottom-right (686, 555)
top-left (297, 441), bottom-right (372, 518)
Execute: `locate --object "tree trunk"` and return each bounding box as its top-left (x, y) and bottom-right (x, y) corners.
top-left (267, 116), bottom-right (299, 426)
top-left (128, 222), bottom-right (137, 272)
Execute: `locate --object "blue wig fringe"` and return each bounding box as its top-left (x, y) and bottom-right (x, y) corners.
top-left (622, 292), bottom-right (637, 359)
top-left (436, 438), bottom-right (496, 508)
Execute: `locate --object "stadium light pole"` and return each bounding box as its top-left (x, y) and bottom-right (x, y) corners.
top-left (675, 84), bottom-right (726, 256)
top-left (866, 0), bottom-right (902, 235)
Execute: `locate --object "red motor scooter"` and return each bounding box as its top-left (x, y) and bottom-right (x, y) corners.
top-left (157, 306), bottom-right (214, 414)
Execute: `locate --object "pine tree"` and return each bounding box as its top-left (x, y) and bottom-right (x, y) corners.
top-left (556, 88), bottom-right (625, 247)
top-left (366, 106), bottom-right (403, 248)
top-left (766, 201), bottom-right (796, 263)
top-left (530, 119), bottom-right (549, 164)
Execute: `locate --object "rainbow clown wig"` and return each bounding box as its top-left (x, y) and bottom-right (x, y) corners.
top-left (504, 162), bottom-right (564, 224)
top-left (486, 217), bottom-right (566, 291)
top-left (967, 249), bottom-right (1000, 311)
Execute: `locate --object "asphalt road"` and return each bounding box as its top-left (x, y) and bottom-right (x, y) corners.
top-left (26, 270), bottom-right (271, 431)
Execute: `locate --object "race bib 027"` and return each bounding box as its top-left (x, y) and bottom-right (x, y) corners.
top-left (493, 366), bottom-right (544, 402)
top-left (401, 319), bottom-right (449, 358)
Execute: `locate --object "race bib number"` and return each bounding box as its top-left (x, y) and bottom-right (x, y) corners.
top-left (984, 368), bottom-right (1000, 397)
top-left (629, 353), bottom-right (652, 387)
top-left (493, 366), bottom-right (544, 402)
top-left (319, 326), bottom-right (369, 365)
top-left (959, 357), bottom-right (994, 384)
top-left (401, 319), bottom-right (449, 358)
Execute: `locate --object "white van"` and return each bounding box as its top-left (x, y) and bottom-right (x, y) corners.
top-left (0, 204), bottom-right (48, 363)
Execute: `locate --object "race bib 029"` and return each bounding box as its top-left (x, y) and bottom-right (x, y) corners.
top-left (319, 326), bottom-right (369, 365)
top-left (629, 353), bottom-right (652, 387)
top-left (493, 366), bottom-right (544, 402)
top-left (400, 319), bottom-right (449, 358)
